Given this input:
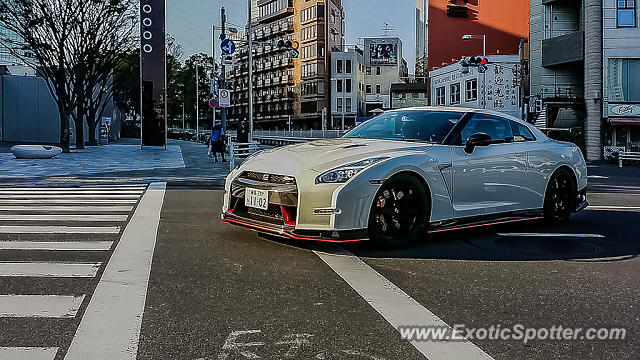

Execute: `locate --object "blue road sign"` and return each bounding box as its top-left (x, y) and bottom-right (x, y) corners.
top-left (209, 98), bottom-right (218, 109)
top-left (221, 39), bottom-right (236, 55)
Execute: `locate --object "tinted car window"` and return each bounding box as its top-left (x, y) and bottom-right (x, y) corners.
top-left (460, 114), bottom-right (514, 144)
top-left (511, 121), bottom-right (536, 142)
top-left (344, 110), bottom-right (464, 144)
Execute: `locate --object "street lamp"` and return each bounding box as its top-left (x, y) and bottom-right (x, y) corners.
top-left (462, 34), bottom-right (486, 57)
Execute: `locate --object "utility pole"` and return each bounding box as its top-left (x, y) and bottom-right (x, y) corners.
top-left (220, 7), bottom-right (227, 132)
top-left (247, 0), bottom-right (254, 142)
top-left (212, 25), bottom-right (216, 131)
top-left (195, 64), bottom-right (199, 142)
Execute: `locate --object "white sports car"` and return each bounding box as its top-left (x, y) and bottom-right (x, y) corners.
top-left (221, 107), bottom-right (588, 248)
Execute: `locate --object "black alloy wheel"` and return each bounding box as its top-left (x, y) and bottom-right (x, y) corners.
top-left (368, 174), bottom-right (429, 249)
top-left (543, 168), bottom-right (576, 225)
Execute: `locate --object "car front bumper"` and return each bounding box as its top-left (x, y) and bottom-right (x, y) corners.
top-left (575, 188), bottom-right (589, 213)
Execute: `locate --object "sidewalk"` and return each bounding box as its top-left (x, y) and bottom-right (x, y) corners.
top-left (0, 139), bottom-right (231, 188)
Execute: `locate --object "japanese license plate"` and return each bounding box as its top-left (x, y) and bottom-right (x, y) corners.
top-left (245, 188), bottom-right (269, 210)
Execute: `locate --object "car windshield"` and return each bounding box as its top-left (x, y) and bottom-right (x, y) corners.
top-left (343, 110), bottom-right (465, 144)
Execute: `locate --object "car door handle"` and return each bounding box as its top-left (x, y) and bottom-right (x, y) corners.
top-left (516, 152), bottom-right (527, 157)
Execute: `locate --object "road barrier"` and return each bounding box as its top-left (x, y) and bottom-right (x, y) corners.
top-left (619, 151), bottom-right (640, 168)
top-left (228, 142), bottom-right (261, 172)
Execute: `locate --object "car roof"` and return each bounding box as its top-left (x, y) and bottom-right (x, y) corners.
top-left (391, 106), bottom-right (527, 125)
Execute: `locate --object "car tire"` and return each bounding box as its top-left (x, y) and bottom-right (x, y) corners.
top-left (543, 168), bottom-right (576, 225)
top-left (367, 174), bottom-right (430, 249)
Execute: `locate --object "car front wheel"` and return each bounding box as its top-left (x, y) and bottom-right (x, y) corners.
top-left (543, 168), bottom-right (576, 225)
top-left (367, 174), bottom-right (429, 249)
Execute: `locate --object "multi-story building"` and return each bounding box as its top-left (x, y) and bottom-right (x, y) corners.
top-left (363, 37), bottom-right (409, 116)
top-left (429, 54), bottom-right (523, 119)
top-left (330, 45), bottom-right (365, 129)
top-left (602, 0), bottom-right (640, 156)
top-left (226, 0), bottom-right (345, 130)
top-left (0, 26), bottom-right (33, 66)
top-left (427, 0), bottom-right (529, 71)
top-left (390, 83), bottom-right (430, 109)
top-left (415, 0), bottom-right (428, 80)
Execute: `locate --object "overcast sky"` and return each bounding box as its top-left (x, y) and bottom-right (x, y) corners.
top-left (167, 0), bottom-right (416, 71)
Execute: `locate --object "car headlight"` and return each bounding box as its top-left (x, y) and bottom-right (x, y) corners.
top-left (315, 157), bottom-right (389, 184)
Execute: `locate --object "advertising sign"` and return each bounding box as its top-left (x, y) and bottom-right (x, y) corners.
top-left (140, 0), bottom-right (167, 147)
top-left (608, 104), bottom-right (640, 117)
top-left (369, 43), bottom-right (398, 65)
top-left (481, 64), bottom-right (521, 118)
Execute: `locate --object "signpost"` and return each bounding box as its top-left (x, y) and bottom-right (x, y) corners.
top-left (218, 89), bottom-right (231, 108)
top-left (140, 0), bottom-right (167, 147)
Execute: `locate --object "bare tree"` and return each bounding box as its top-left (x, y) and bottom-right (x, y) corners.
top-left (0, 0), bottom-right (135, 150)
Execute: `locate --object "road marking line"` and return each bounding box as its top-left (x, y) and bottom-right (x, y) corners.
top-left (0, 262), bottom-right (101, 277)
top-left (0, 226), bottom-right (120, 234)
top-left (0, 214), bottom-right (128, 222)
top-left (313, 247), bottom-right (494, 360)
top-left (0, 295), bottom-right (85, 318)
top-left (0, 199), bottom-right (138, 205)
top-left (497, 233), bottom-right (605, 238)
top-left (0, 347), bottom-right (58, 360)
top-left (0, 206), bottom-right (133, 212)
top-left (0, 194), bottom-right (141, 199)
top-left (587, 206), bottom-right (640, 211)
top-left (0, 241), bottom-right (113, 251)
top-left (587, 175), bottom-right (609, 179)
top-left (65, 182), bottom-right (166, 360)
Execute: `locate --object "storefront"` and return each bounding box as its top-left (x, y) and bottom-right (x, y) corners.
top-left (604, 104), bottom-right (640, 159)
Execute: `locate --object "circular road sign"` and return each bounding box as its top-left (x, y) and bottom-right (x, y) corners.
top-left (209, 98), bottom-right (218, 108)
top-left (221, 39), bottom-right (236, 55)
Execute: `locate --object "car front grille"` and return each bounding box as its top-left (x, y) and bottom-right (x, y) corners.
top-left (240, 171), bottom-right (296, 185)
top-left (230, 172), bottom-right (298, 226)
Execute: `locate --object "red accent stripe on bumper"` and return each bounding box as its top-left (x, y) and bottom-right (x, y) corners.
top-left (221, 218), bottom-right (369, 243)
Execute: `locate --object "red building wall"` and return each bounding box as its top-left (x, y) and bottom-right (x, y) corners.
top-left (428, 0), bottom-right (530, 70)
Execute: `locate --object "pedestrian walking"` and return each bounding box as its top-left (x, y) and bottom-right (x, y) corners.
top-left (210, 121), bottom-right (226, 162)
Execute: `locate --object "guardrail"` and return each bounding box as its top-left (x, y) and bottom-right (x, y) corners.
top-left (228, 142), bottom-right (262, 172)
top-left (252, 130), bottom-right (346, 139)
top-left (619, 151), bottom-right (640, 168)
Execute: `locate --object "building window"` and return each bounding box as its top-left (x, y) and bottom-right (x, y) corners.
top-left (412, 93), bottom-right (420, 98)
top-left (337, 98), bottom-right (343, 112)
top-left (366, 67), bottom-right (371, 75)
top-left (366, 84), bottom-right (372, 94)
top-left (346, 98), bottom-right (352, 112)
top-left (336, 79), bottom-right (343, 93)
top-left (465, 79), bottom-right (478, 101)
top-left (450, 83), bottom-right (461, 104)
top-left (609, 59), bottom-right (640, 102)
top-left (346, 79), bottom-right (352, 93)
top-left (346, 60), bottom-right (352, 73)
top-left (376, 84), bottom-right (381, 94)
top-left (436, 86), bottom-right (446, 106)
top-left (376, 67), bottom-right (381, 76)
top-left (337, 59), bottom-right (343, 73)
top-left (617, 0), bottom-right (636, 27)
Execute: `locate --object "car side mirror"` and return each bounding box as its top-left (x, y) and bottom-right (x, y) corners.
top-left (464, 133), bottom-right (492, 154)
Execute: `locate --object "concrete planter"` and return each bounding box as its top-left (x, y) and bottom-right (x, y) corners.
top-left (11, 145), bottom-right (63, 159)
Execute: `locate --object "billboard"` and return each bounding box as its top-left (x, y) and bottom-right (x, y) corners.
top-left (369, 43), bottom-right (398, 65)
top-left (140, 0), bottom-right (167, 147)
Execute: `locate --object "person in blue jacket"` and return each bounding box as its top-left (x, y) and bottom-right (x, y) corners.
top-left (209, 121), bottom-right (226, 162)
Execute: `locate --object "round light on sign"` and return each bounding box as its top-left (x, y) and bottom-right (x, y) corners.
top-left (142, 4), bottom-right (152, 13)
top-left (143, 44), bottom-right (153, 53)
top-left (143, 18), bottom-right (152, 27)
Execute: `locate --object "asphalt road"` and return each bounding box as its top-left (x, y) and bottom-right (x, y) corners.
top-left (1, 163), bottom-right (638, 359)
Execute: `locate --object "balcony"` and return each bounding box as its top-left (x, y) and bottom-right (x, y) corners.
top-left (542, 31), bottom-right (584, 67)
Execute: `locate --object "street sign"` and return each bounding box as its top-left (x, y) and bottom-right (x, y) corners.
top-left (218, 89), bottom-right (231, 108)
top-left (221, 39), bottom-right (236, 55)
top-left (209, 98), bottom-right (218, 109)
top-left (210, 79), bottom-right (217, 96)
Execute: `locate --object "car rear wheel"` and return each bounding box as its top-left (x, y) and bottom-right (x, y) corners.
top-left (368, 174), bottom-right (429, 249)
top-left (543, 168), bottom-right (575, 225)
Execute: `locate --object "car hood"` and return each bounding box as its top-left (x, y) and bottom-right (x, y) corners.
top-left (241, 138), bottom-right (432, 176)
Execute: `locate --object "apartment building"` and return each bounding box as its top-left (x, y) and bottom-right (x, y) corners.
top-left (330, 46), bottom-right (365, 129)
top-left (363, 37), bottom-right (409, 116)
top-left (226, 0), bottom-right (344, 130)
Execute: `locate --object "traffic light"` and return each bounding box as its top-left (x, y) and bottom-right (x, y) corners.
top-left (277, 39), bottom-right (300, 58)
top-left (460, 56), bottom-right (489, 73)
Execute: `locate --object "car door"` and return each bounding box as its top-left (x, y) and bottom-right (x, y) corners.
top-left (451, 114), bottom-right (527, 219)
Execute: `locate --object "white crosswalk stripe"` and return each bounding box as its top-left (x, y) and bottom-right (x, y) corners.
top-left (0, 347), bottom-right (58, 360)
top-left (0, 295), bottom-right (85, 318)
top-left (0, 214), bottom-right (128, 222)
top-left (0, 262), bottom-right (101, 277)
top-left (0, 185), bottom-right (149, 352)
top-left (0, 241), bottom-right (113, 251)
top-left (0, 226), bottom-right (121, 234)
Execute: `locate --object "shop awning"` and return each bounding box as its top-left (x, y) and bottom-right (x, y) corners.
top-left (609, 117), bottom-right (640, 126)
